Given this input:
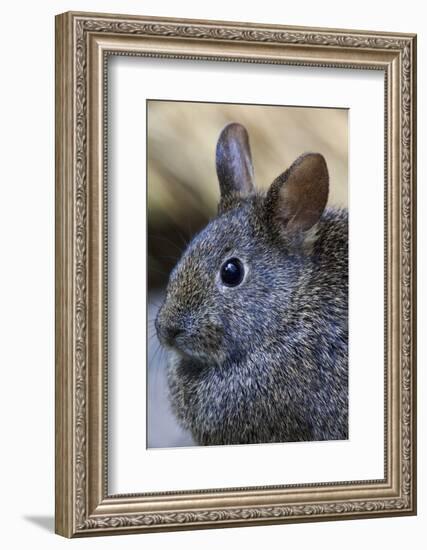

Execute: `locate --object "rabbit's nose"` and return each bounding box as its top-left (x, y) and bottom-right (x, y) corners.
top-left (156, 319), bottom-right (184, 346)
top-left (165, 325), bottom-right (183, 340)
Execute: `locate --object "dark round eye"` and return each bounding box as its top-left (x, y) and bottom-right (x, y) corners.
top-left (220, 258), bottom-right (244, 287)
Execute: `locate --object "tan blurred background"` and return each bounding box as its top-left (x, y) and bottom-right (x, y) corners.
top-left (147, 100), bottom-right (348, 291)
top-left (147, 100), bottom-right (348, 448)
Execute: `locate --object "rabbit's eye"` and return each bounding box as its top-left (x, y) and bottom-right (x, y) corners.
top-left (220, 258), bottom-right (244, 287)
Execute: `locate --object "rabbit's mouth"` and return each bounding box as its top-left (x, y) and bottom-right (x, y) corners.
top-left (167, 332), bottom-right (224, 363)
top-left (156, 317), bottom-right (224, 363)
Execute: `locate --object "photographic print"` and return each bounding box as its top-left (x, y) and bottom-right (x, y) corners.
top-left (147, 100), bottom-right (349, 448)
top-left (56, 12), bottom-right (416, 537)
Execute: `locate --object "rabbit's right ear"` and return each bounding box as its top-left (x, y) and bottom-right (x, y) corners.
top-left (265, 152), bottom-right (329, 235)
top-left (216, 123), bottom-right (255, 211)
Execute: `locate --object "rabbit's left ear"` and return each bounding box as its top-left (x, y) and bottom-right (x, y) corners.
top-left (265, 153), bottom-right (329, 233)
top-left (216, 123), bottom-right (255, 210)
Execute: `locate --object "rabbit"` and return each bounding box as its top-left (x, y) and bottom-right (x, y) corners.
top-left (155, 122), bottom-right (348, 446)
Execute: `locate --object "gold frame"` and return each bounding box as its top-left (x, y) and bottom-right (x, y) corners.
top-left (55, 11), bottom-right (417, 538)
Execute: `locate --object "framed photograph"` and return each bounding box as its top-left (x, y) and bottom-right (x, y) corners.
top-left (55, 11), bottom-right (417, 537)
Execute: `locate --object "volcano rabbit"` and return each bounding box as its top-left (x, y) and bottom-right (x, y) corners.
top-left (155, 122), bottom-right (348, 445)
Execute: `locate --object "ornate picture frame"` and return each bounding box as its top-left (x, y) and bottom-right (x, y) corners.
top-left (55, 11), bottom-right (417, 537)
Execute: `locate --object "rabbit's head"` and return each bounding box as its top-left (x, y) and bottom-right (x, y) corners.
top-left (155, 123), bottom-right (330, 368)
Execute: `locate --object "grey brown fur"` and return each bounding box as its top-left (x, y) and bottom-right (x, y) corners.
top-left (155, 122), bottom-right (348, 445)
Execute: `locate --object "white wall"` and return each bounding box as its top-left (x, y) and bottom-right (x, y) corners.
top-left (0, 0), bottom-right (424, 548)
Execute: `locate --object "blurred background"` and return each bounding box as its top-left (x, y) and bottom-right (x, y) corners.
top-left (147, 100), bottom-right (348, 448)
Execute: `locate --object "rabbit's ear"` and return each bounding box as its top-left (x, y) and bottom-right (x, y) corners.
top-left (216, 123), bottom-right (255, 208)
top-left (265, 153), bottom-right (329, 233)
